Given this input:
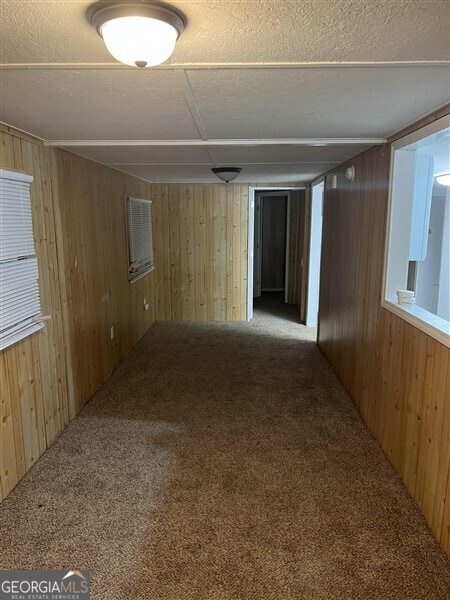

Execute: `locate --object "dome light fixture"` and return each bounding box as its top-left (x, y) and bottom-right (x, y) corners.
top-left (436, 172), bottom-right (450, 186)
top-left (211, 167), bottom-right (242, 183)
top-left (87, 1), bottom-right (186, 68)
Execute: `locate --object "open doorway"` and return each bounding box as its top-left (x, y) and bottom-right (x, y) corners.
top-left (253, 191), bottom-right (291, 320)
top-left (253, 191), bottom-right (288, 297)
top-left (247, 187), bottom-right (308, 322)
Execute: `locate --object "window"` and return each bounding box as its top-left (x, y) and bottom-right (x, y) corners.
top-left (0, 169), bottom-right (44, 350)
top-left (126, 196), bottom-right (154, 283)
top-left (383, 115), bottom-right (450, 347)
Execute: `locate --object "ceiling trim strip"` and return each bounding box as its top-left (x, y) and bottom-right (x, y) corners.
top-left (178, 71), bottom-right (209, 140)
top-left (107, 162), bottom-right (343, 166)
top-left (45, 138), bottom-right (387, 147)
top-left (1, 61), bottom-right (449, 71)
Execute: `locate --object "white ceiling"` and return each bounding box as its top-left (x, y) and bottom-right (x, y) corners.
top-left (1, 0), bottom-right (449, 183)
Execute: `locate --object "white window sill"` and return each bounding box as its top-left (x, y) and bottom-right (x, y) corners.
top-left (381, 299), bottom-right (450, 348)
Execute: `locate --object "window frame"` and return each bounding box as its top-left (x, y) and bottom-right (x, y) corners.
top-left (382, 115), bottom-right (450, 348)
top-left (125, 195), bottom-right (155, 284)
top-left (0, 168), bottom-right (44, 351)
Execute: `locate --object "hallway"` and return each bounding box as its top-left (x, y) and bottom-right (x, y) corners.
top-left (253, 291), bottom-right (302, 325)
top-left (0, 307), bottom-right (449, 599)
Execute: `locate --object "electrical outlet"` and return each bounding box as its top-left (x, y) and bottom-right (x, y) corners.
top-left (110, 326), bottom-right (114, 340)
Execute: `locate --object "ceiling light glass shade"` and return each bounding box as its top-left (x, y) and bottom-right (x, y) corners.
top-left (101, 16), bottom-right (177, 67)
top-left (88, 2), bottom-right (186, 68)
top-left (436, 172), bottom-right (450, 186)
top-left (212, 167), bottom-right (242, 183)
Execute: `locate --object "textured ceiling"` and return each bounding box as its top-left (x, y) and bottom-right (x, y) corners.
top-left (1, 0), bottom-right (449, 182)
top-left (187, 67), bottom-right (449, 139)
top-left (2, 0), bottom-right (449, 64)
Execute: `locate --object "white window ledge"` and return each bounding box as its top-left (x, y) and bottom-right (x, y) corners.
top-left (382, 299), bottom-right (450, 348)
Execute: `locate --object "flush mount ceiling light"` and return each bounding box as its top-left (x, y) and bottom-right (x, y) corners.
top-left (87, 1), bottom-right (186, 68)
top-left (436, 172), bottom-right (450, 186)
top-left (211, 167), bottom-right (242, 183)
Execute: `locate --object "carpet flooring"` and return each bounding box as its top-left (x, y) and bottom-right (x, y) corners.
top-left (1, 293), bottom-right (449, 599)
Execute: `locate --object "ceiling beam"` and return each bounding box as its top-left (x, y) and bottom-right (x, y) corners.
top-left (46, 138), bottom-right (386, 147)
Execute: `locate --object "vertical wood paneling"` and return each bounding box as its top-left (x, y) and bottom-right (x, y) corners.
top-left (194, 185), bottom-right (207, 321)
top-left (0, 353), bottom-right (18, 499)
top-left (169, 186), bottom-right (181, 321)
top-left (232, 187), bottom-right (241, 320)
top-left (1, 129), bottom-right (71, 499)
top-left (153, 183), bottom-right (249, 322)
top-left (432, 357), bottom-right (450, 538)
top-left (55, 153), bottom-right (156, 411)
top-left (283, 189), bottom-right (307, 318)
top-left (179, 185), bottom-right (195, 321)
top-left (0, 127), bottom-right (156, 500)
top-left (225, 186), bottom-right (234, 320)
top-left (213, 186), bottom-right (227, 320)
top-left (239, 186), bottom-right (249, 320)
top-left (318, 141), bottom-right (450, 557)
top-left (152, 185), bottom-right (165, 321)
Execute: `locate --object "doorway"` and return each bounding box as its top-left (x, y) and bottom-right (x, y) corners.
top-left (253, 191), bottom-right (289, 298)
top-left (247, 186), bottom-right (308, 322)
top-left (253, 191), bottom-right (289, 320)
top-left (306, 180), bottom-right (324, 327)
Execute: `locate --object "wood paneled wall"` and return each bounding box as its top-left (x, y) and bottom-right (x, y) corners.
top-left (0, 127), bottom-right (156, 501)
top-left (1, 130), bottom-right (70, 500)
top-left (318, 142), bottom-right (450, 556)
top-left (55, 150), bottom-right (156, 412)
top-left (151, 184), bottom-right (248, 321)
top-left (285, 189), bottom-right (309, 319)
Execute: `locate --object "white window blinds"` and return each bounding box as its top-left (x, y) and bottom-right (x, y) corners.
top-left (0, 169), bottom-right (44, 351)
top-left (126, 196), bottom-right (154, 283)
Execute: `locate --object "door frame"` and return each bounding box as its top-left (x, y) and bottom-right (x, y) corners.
top-left (247, 186), bottom-right (307, 321)
top-left (306, 179), bottom-right (324, 327)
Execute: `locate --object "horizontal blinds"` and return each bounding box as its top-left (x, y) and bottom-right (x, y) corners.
top-left (0, 180), bottom-right (35, 260)
top-left (0, 169), bottom-right (43, 350)
top-left (127, 197), bottom-right (154, 280)
top-left (0, 258), bottom-right (41, 330)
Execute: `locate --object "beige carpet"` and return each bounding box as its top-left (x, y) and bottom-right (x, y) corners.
top-left (1, 293), bottom-right (449, 599)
